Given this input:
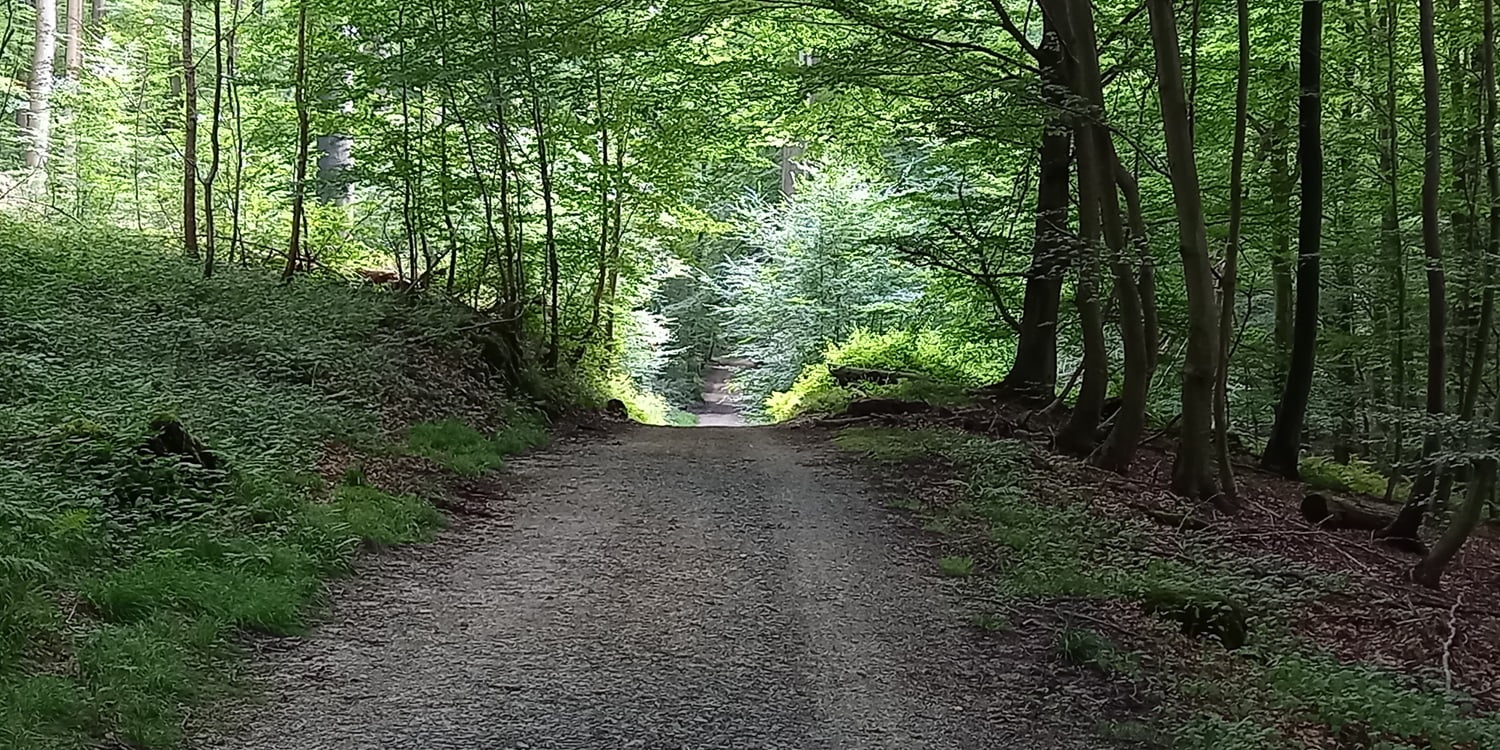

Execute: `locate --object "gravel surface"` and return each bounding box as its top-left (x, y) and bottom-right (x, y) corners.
top-left (200, 426), bottom-right (1115, 749)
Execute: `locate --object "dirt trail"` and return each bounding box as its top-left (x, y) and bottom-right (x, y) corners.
top-left (689, 359), bottom-right (749, 427)
top-left (201, 427), bottom-right (1114, 749)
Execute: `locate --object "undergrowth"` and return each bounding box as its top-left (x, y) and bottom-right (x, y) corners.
top-left (764, 329), bottom-right (1004, 421)
top-left (0, 224), bottom-right (539, 750)
top-left (835, 427), bottom-right (1500, 749)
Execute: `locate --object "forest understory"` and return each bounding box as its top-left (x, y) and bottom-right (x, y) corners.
top-left (822, 394), bottom-right (1500, 749)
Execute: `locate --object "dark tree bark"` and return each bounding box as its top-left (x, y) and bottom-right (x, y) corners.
top-left (1147, 0), bottom-right (1220, 498)
top-left (203, 0), bottom-right (225, 278)
top-left (1414, 0), bottom-right (1500, 588)
top-left (182, 0), bottom-right (199, 260)
top-left (284, 0), bottom-right (310, 281)
top-left (999, 16), bottom-right (1072, 402)
top-left (1382, 0), bottom-right (1448, 543)
top-left (1262, 0), bottom-right (1324, 479)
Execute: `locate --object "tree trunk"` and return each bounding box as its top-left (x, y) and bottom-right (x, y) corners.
top-left (1413, 0), bottom-right (1500, 589)
top-left (1262, 0), bottom-right (1324, 479)
top-left (25, 0), bottom-right (57, 171)
top-left (65, 0), bottom-right (82, 77)
top-left (1215, 0), bottom-right (1251, 509)
top-left (1062, 0), bottom-right (1149, 473)
top-left (1146, 0), bottom-right (1220, 498)
top-left (1380, 0), bottom-right (1408, 505)
top-left (90, 0), bottom-right (104, 25)
top-left (284, 0), bottom-right (310, 281)
top-left (999, 17), bottom-right (1071, 402)
top-left (1382, 0), bottom-right (1448, 543)
top-left (1268, 114), bottom-right (1296, 362)
top-left (182, 0), bottom-right (199, 260)
top-left (203, 0), bottom-right (225, 278)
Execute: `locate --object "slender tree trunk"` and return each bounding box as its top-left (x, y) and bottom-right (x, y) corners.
top-left (227, 0), bottom-right (244, 264)
top-left (1046, 0), bottom-right (1107, 454)
top-left (1000, 16), bottom-right (1071, 402)
top-left (587, 57), bottom-right (612, 349)
top-left (1262, 0), bottom-right (1324, 479)
top-left (1269, 114), bottom-right (1296, 362)
top-left (1414, 0), bottom-right (1500, 587)
top-left (1381, 0), bottom-right (1409, 504)
top-left (1147, 0), bottom-right (1220, 498)
top-left (25, 0), bottom-right (57, 172)
top-left (284, 0), bottom-right (310, 281)
top-left (65, 0), bottom-right (82, 77)
top-left (182, 0), bottom-right (199, 259)
top-left (90, 0), bottom-right (104, 25)
top-left (1059, 0), bottom-right (1149, 472)
top-left (523, 18), bottom-right (560, 368)
top-left (1215, 0), bottom-right (1251, 508)
top-left (203, 0), bottom-right (225, 278)
top-left (1383, 0), bottom-right (1449, 544)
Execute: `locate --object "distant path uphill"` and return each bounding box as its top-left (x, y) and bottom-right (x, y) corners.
top-left (690, 358), bottom-right (752, 427)
top-left (198, 426), bottom-right (1121, 749)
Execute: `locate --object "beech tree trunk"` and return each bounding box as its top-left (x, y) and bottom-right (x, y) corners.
top-left (182, 0), bottom-right (199, 260)
top-left (285, 0), bottom-right (310, 281)
top-left (999, 16), bottom-right (1071, 402)
top-left (1215, 0), bottom-right (1251, 508)
top-left (1061, 0), bottom-right (1149, 473)
top-left (1383, 0), bottom-right (1448, 543)
top-left (1147, 0), bottom-right (1220, 498)
top-left (203, 0), bottom-right (225, 278)
top-left (25, 0), bottom-right (57, 171)
top-left (1262, 0), bottom-right (1324, 479)
top-left (1414, 0), bottom-right (1500, 588)
top-left (65, 0), bottom-right (83, 77)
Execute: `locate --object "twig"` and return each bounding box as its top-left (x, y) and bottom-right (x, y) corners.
top-left (1442, 592), bottom-right (1465, 692)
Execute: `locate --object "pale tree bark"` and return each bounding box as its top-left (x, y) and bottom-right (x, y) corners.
top-left (1382, 0), bottom-right (1448, 545)
top-left (1263, 0), bottom-right (1324, 479)
top-left (1214, 0), bottom-right (1251, 508)
top-left (1147, 0), bottom-right (1220, 499)
top-left (90, 0), bottom-right (105, 25)
top-left (182, 0), bottom-right (199, 259)
top-left (24, 0), bottom-right (57, 171)
top-left (65, 0), bottom-right (82, 77)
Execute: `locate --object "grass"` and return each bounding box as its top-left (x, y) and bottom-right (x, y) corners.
top-left (938, 555), bottom-right (975, 577)
top-left (835, 426), bottom-right (1500, 749)
top-left (0, 223), bottom-right (519, 750)
top-left (407, 416), bottom-right (549, 475)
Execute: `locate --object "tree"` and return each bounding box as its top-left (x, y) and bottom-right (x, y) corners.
top-left (183, 0), bottom-right (200, 260)
top-left (285, 0), bottom-right (310, 281)
top-left (1262, 0), bottom-right (1324, 479)
top-left (25, 0), bottom-right (57, 171)
top-left (1382, 0), bottom-right (1448, 544)
top-left (65, 0), bottom-right (84, 78)
top-left (1147, 0), bottom-right (1220, 498)
top-left (1214, 0), bottom-right (1251, 508)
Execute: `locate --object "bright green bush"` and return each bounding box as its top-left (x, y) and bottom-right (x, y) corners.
top-left (765, 328), bottom-right (1009, 421)
top-left (1300, 456), bottom-right (1398, 497)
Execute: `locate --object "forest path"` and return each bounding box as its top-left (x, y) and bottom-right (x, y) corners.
top-left (690, 358), bottom-right (751, 426)
top-left (200, 427), bottom-right (1113, 749)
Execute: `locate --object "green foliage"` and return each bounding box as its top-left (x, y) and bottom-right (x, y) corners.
top-left (1300, 456), bottom-right (1398, 498)
top-left (938, 555), bottom-right (975, 577)
top-left (0, 229), bottom-right (497, 750)
top-left (836, 427), bottom-right (1497, 748)
top-left (407, 417), bottom-right (548, 476)
top-left (765, 328), bottom-right (1006, 420)
top-left (1058, 628), bottom-right (1141, 677)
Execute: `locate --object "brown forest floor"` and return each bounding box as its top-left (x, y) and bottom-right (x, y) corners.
top-left (825, 397), bottom-right (1500, 718)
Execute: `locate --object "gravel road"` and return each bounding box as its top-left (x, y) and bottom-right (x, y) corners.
top-left (201, 426), bottom-right (1112, 749)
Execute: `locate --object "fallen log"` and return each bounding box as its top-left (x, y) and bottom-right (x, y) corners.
top-left (1300, 493), bottom-right (1395, 532)
top-left (829, 366), bottom-right (928, 387)
top-left (842, 398), bottom-right (933, 418)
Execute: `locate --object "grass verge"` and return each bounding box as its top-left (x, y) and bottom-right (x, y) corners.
top-left (0, 225), bottom-right (542, 749)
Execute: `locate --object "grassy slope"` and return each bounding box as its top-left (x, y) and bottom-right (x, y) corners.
top-left (837, 428), bottom-right (1500, 750)
top-left (0, 225), bottom-right (539, 749)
